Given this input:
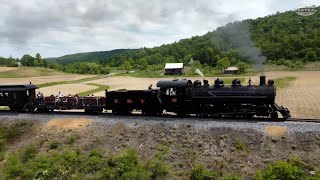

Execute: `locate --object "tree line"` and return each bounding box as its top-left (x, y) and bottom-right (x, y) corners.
top-left (0, 54), bottom-right (110, 75)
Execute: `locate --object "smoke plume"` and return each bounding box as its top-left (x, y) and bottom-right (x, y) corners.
top-left (210, 21), bottom-right (267, 74)
top-left (195, 68), bottom-right (204, 78)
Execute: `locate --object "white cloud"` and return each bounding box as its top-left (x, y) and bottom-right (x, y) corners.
top-left (0, 0), bottom-right (318, 58)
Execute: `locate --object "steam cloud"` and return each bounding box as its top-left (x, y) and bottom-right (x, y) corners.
top-left (195, 68), bottom-right (204, 78)
top-left (210, 22), bottom-right (267, 73)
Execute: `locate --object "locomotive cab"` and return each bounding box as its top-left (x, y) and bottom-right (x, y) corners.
top-left (156, 79), bottom-right (190, 114)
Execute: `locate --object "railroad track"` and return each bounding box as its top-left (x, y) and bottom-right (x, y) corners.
top-left (286, 118), bottom-right (320, 123)
top-left (0, 110), bottom-right (319, 123)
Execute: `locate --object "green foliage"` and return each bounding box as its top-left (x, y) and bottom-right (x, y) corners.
top-left (216, 57), bottom-right (231, 74)
top-left (49, 140), bottom-right (60, 149)
top-left (21, 145), bottom-right (37, 163)
top-left (0, 56), bottom-right (18, 67)
top-left (3, 153), bottom-right (24, 179)
top-left (237, 62), bottom-right (251, 73)
top-left (122, 60), bottom-right (132, 73)
top-left (48, 49), bottom-right (132, 64)
top-left (62, 62), bottom-right (110, 74)
top-left (20, 53), bottom-right (48, 68)
top-left (191, 164), bottom-right (219, 180)
top-left (233, 139), bottom-right (248, 151)
top-left (67, 134), bottom-right (80, 145)
top-left (81, 149), bottom-right (104, 173)
top-left (254, 161), bottom-right (303, 180)
top-left (2, 146), bottom-right (170, 179)
top-left (254, 157), bottom-right (320, 180)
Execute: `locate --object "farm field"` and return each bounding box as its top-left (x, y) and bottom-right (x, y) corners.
top-left (0, 67), bottom-right (94, 85)
top-left (0, 67), bottom-right (18, 72)
top-left (39, 83), bottom-right (97, 96)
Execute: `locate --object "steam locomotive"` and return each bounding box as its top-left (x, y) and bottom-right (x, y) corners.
top-left (0, 75), bottom-right (291, 119)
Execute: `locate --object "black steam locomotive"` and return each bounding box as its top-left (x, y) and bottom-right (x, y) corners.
top-left (105, 75), bottom-right (290, 119)
top-left (0, 75), bottom-right (290, 119)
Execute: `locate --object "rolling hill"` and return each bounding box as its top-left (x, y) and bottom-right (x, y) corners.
top-left (47, 6), bottom-right (320, 67)
top-left (46, 49), bottom-right (135, 64)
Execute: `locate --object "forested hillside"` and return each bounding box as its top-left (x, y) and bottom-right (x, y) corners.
top-left (48, 49), bottom-right (134, 64)
top-left (47, 6), bottom-right (319, 69)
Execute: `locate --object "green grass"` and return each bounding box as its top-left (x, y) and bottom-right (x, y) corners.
top-left (37, 76), bottom-right (101, 88)
top-left (274, 77), bottom-right (296, 89)
top-left (0, 67), bottom-right (63, 78)
top-left (78, 83), bottom-right (110, 97)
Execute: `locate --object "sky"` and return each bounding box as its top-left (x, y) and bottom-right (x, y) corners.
top-left (0, 0), bottom-right (319, 58)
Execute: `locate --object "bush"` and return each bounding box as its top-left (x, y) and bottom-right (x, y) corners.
top-left (233, 139), bottom-right (248, 151)
top-left (81, 149), bottom-right (104, 173)
top-left (21, 145), bottom-right (37, 162)
top-left (254, 161), bottom-right (303, 180)
top-left (49, 140), bottom-right (60, 149)
top-left (67, 134), bottom-right (80, 145)
top-left (191, 164), bottom-right (219, 180)
top-left (102, 149), bottom-right (150, 179)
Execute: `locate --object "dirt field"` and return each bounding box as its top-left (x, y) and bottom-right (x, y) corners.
top-left (0, 67), bottom-right (18, 72)
top-left (39, 83), bottom-right (97, 96)
top-left (266, 71), bottom-right (320, 119)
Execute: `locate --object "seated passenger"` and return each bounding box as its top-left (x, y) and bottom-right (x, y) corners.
top-left (37, 91), bottom-right (41, 99)
top-left (57, 91), bottom-right (63, 97)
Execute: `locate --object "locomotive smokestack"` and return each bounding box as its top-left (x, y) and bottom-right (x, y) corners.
top-left (259, 76), bottom-right (266, 86)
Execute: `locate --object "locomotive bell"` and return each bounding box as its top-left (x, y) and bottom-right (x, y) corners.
top-left (260, 76), bottom-right (266, 86)
top-left (268, 79), bottom-right (274, 86)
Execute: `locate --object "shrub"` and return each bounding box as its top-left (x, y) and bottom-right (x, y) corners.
top-left (49, 140), bottom-right (60, 149)
top-left (102, 149), bottom-right (146, 179)
top-left (0, 134), bottom-right (5, 152)
top-left (21, 145), bottom-right (37, 162)
top-left (233, 139), bottom-right (248, 151)
top-left (3, 154), bottom-right (24, 179)
top-left (254, 161), bottom-right (303, 180)
top-left (81, 149), bottom-right (104, 173)
top-left (191, 164), bottom-right (219, 180)
top-left (67, 134), bottom-right (80, 145)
